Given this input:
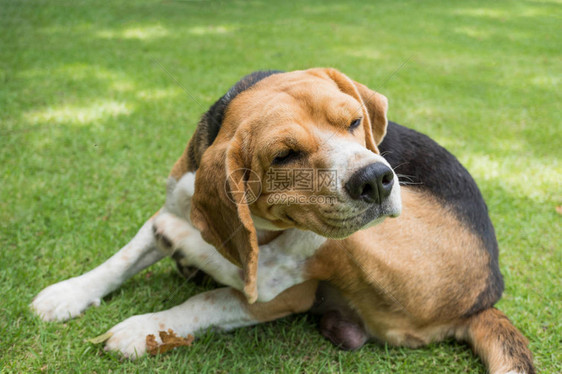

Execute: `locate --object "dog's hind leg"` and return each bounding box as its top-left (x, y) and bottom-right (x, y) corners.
top-left (152, 211), bottom-right (326, 302)
top-left (31, 214), bottom-right (166, 322)
top-left (152, 212), bottom-right (245, 290)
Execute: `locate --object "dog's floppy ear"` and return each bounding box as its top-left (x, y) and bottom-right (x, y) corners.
top-left (321, 68), bottom-right (388, 153)
top-left (190, 135), bottom-right (260, 303)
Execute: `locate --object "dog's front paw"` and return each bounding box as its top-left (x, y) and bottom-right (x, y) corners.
top-left (31, 277), bottom-right (101, 322)
top-left (105, 314), bottom-right (185, 358)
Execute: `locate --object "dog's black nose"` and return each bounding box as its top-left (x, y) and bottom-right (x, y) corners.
top-left (345, 163), bottom-right (394, 203)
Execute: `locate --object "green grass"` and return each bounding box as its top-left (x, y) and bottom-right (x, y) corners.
top-left (1, 0), bottom-right (560, 372)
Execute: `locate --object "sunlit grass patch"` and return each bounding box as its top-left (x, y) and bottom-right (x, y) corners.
top-left (97, 25), bottom-right (170, 40)
top-left (24, 100), bottom-right (133, 127)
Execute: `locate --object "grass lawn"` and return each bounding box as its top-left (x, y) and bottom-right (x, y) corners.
top-left (1, 0), bottom-right (560, 372)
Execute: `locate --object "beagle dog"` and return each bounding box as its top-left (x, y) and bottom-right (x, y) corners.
top-left (31, 68), bottom-right (534, 374)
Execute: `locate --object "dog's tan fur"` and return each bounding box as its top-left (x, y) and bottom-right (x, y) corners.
top-left (171, 68), bottom-right (534, 373)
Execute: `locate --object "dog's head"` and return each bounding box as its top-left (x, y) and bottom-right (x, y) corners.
top-left (188, 68), bottom-right (401, 302)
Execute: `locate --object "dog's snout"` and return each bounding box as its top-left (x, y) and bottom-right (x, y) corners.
top-left (345, 163), bottom-right (394, 203)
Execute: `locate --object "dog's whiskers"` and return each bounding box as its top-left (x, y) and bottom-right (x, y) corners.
top-left (395, 173), bottom-right (422, 186)
top-left (391, 161), bottom-right (410, 171)
top-left (380, 151), bottom-right (393, 158)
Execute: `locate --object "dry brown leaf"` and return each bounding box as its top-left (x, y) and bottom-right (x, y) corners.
top-left (556, 206), bottom-right (562, 215)
top-left (146, 329), bottom-right (194, 355)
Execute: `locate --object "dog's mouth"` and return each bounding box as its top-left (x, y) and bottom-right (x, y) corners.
top-left (320, 207), bottom-right (386, 238)
top-left (297, 202), bottom-right (401, 239)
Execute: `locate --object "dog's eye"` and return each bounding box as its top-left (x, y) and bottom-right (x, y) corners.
top-left (349, 118), bottom-right (362, 132)
top-left (272, 149), bottom-right (300, 165)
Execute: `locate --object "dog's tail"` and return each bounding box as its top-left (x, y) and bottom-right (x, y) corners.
top-left (456, 307), bottom-right (534, 374)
